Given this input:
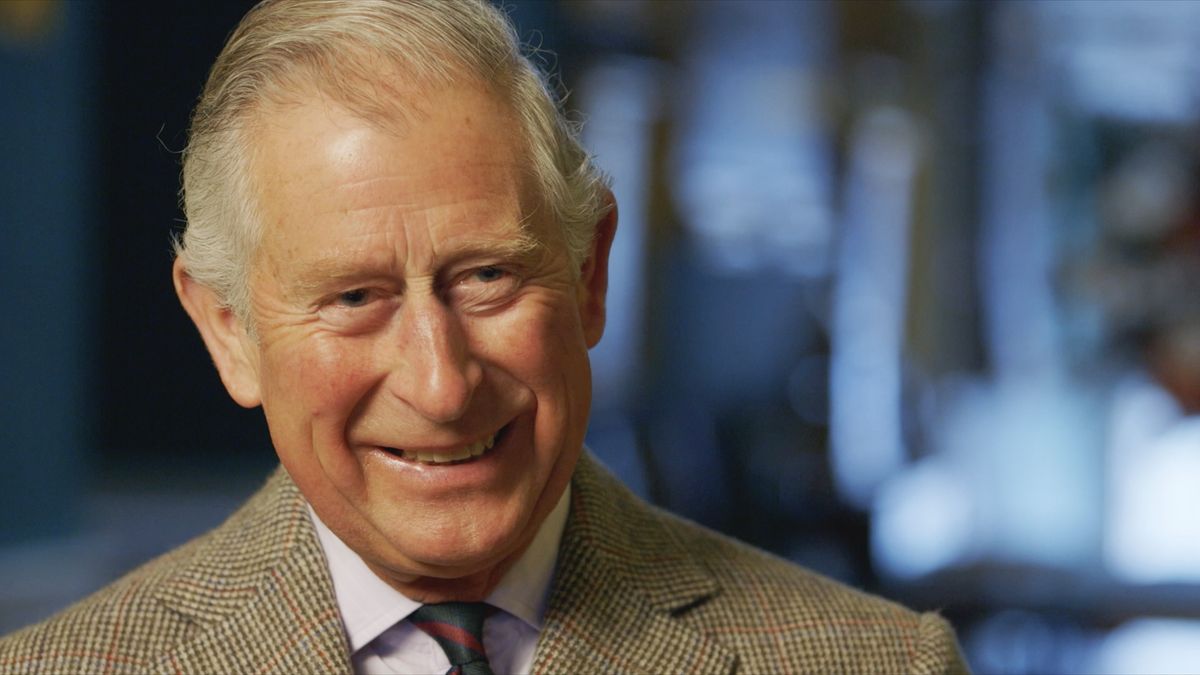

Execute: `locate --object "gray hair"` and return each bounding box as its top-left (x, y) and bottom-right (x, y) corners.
top-left (175, 0), bottom-right (611, 324)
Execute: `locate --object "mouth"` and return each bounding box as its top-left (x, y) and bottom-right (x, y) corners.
top-left (384, 423), bottom-right (508, 466)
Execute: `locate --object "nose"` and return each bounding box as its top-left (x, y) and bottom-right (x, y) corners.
top-left (387, 298), bottom-right (483, 423)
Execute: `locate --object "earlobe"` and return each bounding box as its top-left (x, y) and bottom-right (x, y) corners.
top-left (173, 258), bottom-right (263, 408)
top-left (578, 192), bottom-right (618, 348)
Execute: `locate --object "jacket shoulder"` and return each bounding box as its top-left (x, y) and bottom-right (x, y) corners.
top-left (661, 509), bottom-right (965, 674)
top-left (0, 530), bottom-right (210, 673)
top-left (0, 469), bottom-right (302, 674)
top-left (570, 454), bottom-right (968, 674)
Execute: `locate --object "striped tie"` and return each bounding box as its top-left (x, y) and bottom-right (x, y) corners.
top-left (409, 602), bottom-right (495, 675)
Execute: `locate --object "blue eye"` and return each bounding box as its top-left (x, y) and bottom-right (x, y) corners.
top-left (474, 266), bottom-right (505, 282)
top-left (337, 289), bottom-right (370, 307)
top-left (446, 265), bottom-right (519, 309)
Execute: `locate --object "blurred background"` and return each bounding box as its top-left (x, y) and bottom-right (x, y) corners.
top-left (3, 0), bottom-right (1200, 672)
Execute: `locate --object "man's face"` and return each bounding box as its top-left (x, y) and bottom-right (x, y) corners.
top-left (203, 82), bottom-right (611, 597)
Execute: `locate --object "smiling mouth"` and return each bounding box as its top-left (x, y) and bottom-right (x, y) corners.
top-left (385, 425), bottom-right (507, 466)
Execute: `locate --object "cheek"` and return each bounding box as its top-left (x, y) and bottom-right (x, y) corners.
top-left (259, 336), bottom-right (377, 429)
top-left (476, 297), bottom-right (588, 387)
top-left (258, 337), bottom-right (383, 494)
top-left (482, 298), bottom-right (592, 448)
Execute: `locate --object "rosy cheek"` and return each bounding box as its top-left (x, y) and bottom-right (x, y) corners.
top-left (314, 358), bottom-right (377, 414)
top-left (473, 311), bottom-right (552, 373)
top-left (265, 338), bottom-right (369, 412)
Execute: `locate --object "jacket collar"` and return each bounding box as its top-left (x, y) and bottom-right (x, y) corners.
top-left (146, 454), bottom-right (735, 674)
top-left (532, 453), bottom-right (737, 674)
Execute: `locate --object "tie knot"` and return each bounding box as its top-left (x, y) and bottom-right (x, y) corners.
top-left (410, 602), bottom-right (494, 675)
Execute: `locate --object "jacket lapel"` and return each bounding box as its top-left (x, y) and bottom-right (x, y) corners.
top-left (143, 456), bottom-right (733, 674)
top-left (150, 469), bottom-right (352, 674)
top-left (532, 454), bottom-right (737, 674)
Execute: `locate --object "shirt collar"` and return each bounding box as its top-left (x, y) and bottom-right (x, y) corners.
top-left (308, 485), bottom-right (571, 653)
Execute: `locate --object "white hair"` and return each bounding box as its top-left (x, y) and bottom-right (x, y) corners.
top-left (175, 0), bottom-right (611, 324)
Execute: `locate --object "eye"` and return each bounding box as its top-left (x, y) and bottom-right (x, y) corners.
top-left (317, 286), bottom-right (395, 332)
top-left (474, 266), bottom-right (506, 283)
top-left (335, 288), bottom-right (371, 307)
top-left (447, 264), bottom-right (520, 310)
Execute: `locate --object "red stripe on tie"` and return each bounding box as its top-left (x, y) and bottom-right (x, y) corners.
top-left (412, 620), bottom-right (486, 655)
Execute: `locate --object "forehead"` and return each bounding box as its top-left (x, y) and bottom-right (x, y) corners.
top-left (248, 73), bottom-right (525, 192)
top-left (244, 79), bottom-right (553, 273)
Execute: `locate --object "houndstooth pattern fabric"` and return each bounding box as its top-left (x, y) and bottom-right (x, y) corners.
top-left (0, 466), bottom-right (350, 667)
top-left (0, 467), bottom-right (350, 674)
top-left (532, 456), bottom-right (969, 674)
top-left (0, 453), bottom-right (968, 674)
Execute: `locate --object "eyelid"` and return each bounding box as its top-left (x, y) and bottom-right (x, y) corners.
top-left (471, 264), bottom-right (506, 278)
top-left (458, 259), bottom-right (514, 278)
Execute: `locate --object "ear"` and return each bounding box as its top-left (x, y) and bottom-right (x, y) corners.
top-left (577, 190), bottom-right (618, 349)
top-left (173, 257), bottom-right (263, 408)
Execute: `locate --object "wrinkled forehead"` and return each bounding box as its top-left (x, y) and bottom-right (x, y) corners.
top-left (239, 73), bottom-right (563, 277)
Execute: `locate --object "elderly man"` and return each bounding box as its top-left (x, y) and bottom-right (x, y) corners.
top-left (0, 1), bottom-right (966, 673)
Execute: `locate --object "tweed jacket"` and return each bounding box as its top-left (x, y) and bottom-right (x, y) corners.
top-left (0, 453), bottom-right (967, 674)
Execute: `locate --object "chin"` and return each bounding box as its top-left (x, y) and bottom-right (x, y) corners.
top-left (387, 509), bottom-right (533, 572)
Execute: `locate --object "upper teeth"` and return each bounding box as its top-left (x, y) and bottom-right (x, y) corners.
top-left (399, 433), bottom-right (495, 464)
